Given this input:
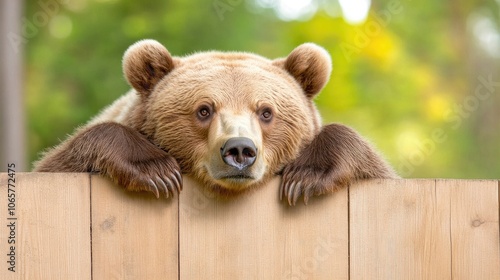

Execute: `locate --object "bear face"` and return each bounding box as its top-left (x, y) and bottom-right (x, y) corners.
top-left (34, 40), bottom-right (397, 205)
top-left (122, 40), bottom-right (332, 194)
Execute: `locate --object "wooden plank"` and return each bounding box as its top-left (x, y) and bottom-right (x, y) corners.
top-left (350, 179), bottom-right (451, 280)
top-left (179, 176), bottom-right (348, 280)
top-left (0, 173), bottom-right (91, 280)
top-left (443, 180), bottom-right (500, 280)
top-left (91, 175), bottom-right (178, 279)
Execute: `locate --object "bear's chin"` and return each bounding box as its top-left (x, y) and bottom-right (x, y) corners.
top-left (200, 165), bottom-right (268, 195)
top-left (213, 178), bottom-right (257, 192)
top-left (200, 176), bottom-right (272, 198)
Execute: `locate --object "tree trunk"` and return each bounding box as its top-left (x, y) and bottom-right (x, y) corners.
top-left (0, 0), bottom-right (26, 171)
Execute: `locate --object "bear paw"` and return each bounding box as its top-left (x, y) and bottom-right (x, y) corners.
top-left (110, 155), bottom-right (183, 199)
top-left (280, 165), bottom-right (349, 206)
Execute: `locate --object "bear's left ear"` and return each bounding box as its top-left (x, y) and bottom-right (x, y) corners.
top-left (122, 39), bottom-right (176, 97)
top-left (274, 43), bottom-right (332, 99)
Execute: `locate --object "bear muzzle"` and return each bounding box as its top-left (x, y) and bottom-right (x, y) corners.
top-left (220, 137), bottom-right (257, 172)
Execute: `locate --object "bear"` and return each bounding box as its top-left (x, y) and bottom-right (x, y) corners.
top-left (34, 39), bottom-right (398, 205)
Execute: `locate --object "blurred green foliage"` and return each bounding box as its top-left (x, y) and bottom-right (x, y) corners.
top-left (25, 0), bottom-right (500, 178)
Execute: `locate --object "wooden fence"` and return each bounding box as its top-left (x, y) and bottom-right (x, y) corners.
top-left (0, 173), bottom-right (499, 279)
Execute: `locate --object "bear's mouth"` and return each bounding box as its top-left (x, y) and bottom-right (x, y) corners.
top-left (221, 174), bottom-right (254, 180)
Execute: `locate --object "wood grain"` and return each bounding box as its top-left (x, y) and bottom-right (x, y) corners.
top-left (1, 174), bottom-right (499, 280)
top-left (179, 176), bottom-right (349, 280)
top-left (350, 179), bottom-right (500, 280)
top-left (349, 179), bottom-right (451, 280)
top-left (90, 175), bottom-right (178, 280)
top-left (0, 173), bottom-right (91, 280)
top-left (443, 180), bottom-right (500, 280)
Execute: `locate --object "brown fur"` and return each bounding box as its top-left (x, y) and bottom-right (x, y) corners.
top-left (34, 40), bottom-right (398, 205)
top-left (123, 40), bottom-right (176, 97)
top-left (280, 123), bottom-right (397, 205)
top-left (35, 122), bottom-right (181, 198)
top-left (282, 43), bottom-right (332, 98)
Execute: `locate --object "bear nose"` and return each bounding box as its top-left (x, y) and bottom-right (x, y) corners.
top-left (220, 137), bottom-right (257, 170)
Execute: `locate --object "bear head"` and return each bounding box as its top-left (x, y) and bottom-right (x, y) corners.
top-left (122, 40), bottom-right (332, 195)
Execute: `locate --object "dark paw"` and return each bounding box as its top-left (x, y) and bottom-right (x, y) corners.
top-left (109, 155), bottom-right (183, 199)
top-left (280, 165), bottom-right (349, 206)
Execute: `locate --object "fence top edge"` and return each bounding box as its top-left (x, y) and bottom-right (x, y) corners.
top-left (0, 173), bottom-right (499, 181)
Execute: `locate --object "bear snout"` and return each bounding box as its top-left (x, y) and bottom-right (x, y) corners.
top-left (220, 137), bottom-right (257, 171)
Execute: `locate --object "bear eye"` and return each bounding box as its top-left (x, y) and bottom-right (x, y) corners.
top-left (197, 105), bottom-right (212, 121)
top-left (259, 107), bottom-right (273, 123)
top-left (199, 108), bottom-right (210, 117)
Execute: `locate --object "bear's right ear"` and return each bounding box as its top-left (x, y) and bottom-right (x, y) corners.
top-left (122, 40), bottom-right (175, 97)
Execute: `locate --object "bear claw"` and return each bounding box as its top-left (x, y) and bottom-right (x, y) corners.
top-left (162, 177), bottom-right (173, 197)
top-left (148, 179), bottom-right (160, 199)
top-left (287, 181), bottom-right (297, 206)
top-left (145, 172), bottom-right (183, 199)
top-left (155, 171), bottom-right (183, 198)
top-left (280, 179), bottom-right (313, 206)
top-left (280, 180), bottom-right (303, 206)
top-left (291, 182), bottom-right (302, 206)
top-left (155, 176), bottom-right (169, 198)
top-left (132, 155), bottom-right (182, 199)
top-left (173, 170), bottom-right (183, 192)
